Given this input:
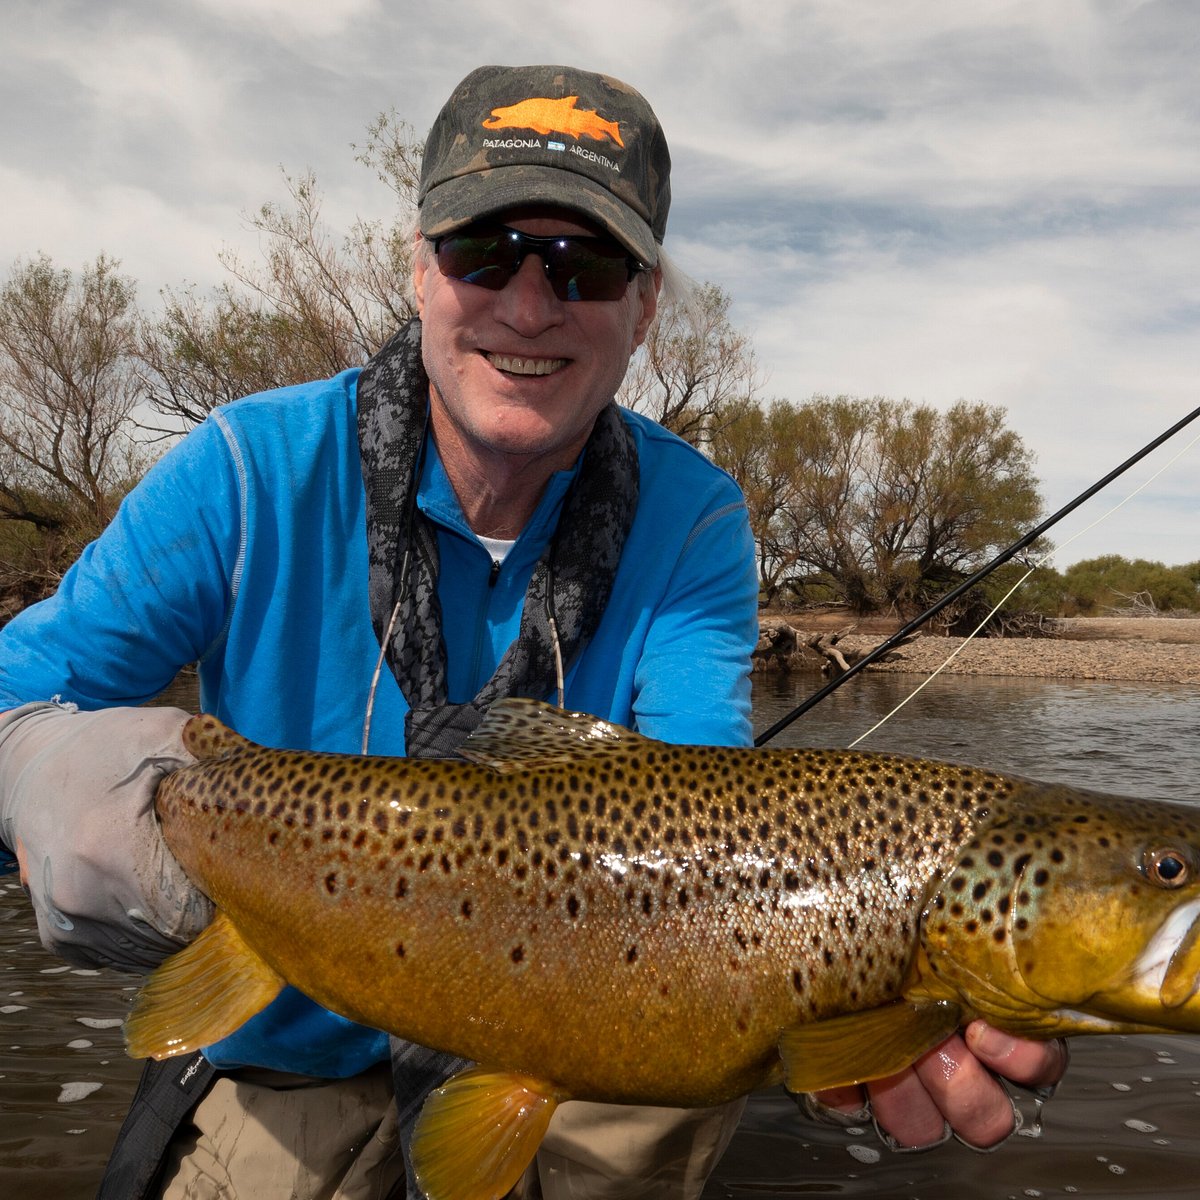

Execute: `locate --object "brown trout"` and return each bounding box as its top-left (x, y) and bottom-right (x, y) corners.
top-left (126, 699), bottom-right (1200, 1200)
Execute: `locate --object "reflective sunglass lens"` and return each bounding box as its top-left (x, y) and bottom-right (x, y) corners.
top-left (434, 228), bottom-right (638, 302)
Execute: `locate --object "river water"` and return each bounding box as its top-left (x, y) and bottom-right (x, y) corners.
top-left (1, 671), bottom-right (1198, 1199)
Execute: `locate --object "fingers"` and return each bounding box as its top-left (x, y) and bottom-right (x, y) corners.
top-left (964, 1020), bottom-right (1069, 1092)
top-left (866, 1065), bottom-right (952, 1149)
top-left (802, 1027), bottom-right (1071, 1153)
top-left (808, 1083), bottom-right (869, 1118)
top-left (870, 1027), bottom-right (1068, 1150)
top-left (16, 838), bottom-right (28, 889)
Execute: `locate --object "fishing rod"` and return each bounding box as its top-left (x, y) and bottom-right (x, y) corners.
top-left (754, 400), bottom-right (1200, 746)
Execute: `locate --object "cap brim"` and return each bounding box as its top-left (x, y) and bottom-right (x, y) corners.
top-left (419, 164), bottom-right (658, 265)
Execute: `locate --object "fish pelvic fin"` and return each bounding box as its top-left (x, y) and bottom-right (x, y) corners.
top-left (125, 911), bottom-right (284, 1060)
top-left (459, 698), bottom-right (656, 773)
top-left (181, 713), bottom-right (264, 760)
top-left (779, 999), bottom-right (962, 1092)
top-left (412, 1066), bottom-right (568, 1200)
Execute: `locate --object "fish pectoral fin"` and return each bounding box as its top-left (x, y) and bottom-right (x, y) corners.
top-left (779, 999), bottom-right (963, 1092)
top-left (125, 911), bottom-right (284, 1060)
top-left (412, 1066), bottom-right (568, 1200)
top-left (459, 697), bottom-right (657, 773)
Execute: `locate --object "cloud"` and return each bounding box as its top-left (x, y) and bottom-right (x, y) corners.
top-left (2, 0), bottom-right (1197, 567)
top-left (190, 0), bottom-right (381, 41)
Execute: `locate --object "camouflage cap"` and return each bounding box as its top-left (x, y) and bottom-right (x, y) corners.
top-left (418, 64), bottom-right (671, 265)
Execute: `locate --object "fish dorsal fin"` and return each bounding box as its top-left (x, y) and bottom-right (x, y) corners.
top-left (412, 1066), bottom-right (567, 1200)
top-left (459, 698), bottom-right (656, 773)
top-left (778, 999), bottom-right (962, 1092)
top-left (182, 713), bottom-right (263, 760)
top-left (125, 911), bottom-right (285, 1060)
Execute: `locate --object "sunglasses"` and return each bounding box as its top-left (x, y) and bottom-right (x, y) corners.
top-left (431, 226), bottom-right (647, 302)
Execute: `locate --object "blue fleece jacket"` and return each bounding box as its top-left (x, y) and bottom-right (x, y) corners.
top-left (0, 368), bottom-right (759, 1074)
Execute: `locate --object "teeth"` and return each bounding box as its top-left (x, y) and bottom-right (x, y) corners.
top-left (487, 353), bottom-right (567, 376)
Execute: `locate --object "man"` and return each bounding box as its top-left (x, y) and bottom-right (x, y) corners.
top-left (0, 64), bottom-right (1063, 1198)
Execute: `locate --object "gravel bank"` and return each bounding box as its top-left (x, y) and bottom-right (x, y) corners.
top-left (838, 632), bottom-right (1200, 685)
top-left (760, 616), bottom-right (1200, 685)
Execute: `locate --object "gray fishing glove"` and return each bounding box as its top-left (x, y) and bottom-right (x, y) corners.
top-left (0, 702), bottom-right (214, 972)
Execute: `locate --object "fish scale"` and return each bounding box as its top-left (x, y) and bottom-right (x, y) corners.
top-left (128, 698), bottom-right (1200, 1200)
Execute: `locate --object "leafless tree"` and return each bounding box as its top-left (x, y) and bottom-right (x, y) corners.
top-left (141, 113), bottom-right (423, 430)
top-left (619, 282), bottom-right (760, 447)
top-left (0, 253), bottom-right (147, 532)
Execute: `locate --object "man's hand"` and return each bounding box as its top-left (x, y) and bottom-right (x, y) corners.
top-left (813, 1021), bottom-right (1069, 1150)
top-left (0, 703), bottom-right (214, 972)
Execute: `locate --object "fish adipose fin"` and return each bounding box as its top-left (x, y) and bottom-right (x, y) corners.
top-left (412, 1066), bottom-right (567, 1200)
top-left (182, 713), bottom-right (264, 760)
top-left (779, 999), bottom-right (962, 1092)
top-left (125, 911), bottom-right (285, 1060)
top-left (459, 697), bottom-right (656, 773)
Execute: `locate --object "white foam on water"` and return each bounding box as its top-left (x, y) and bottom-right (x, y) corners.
top-left (846, 1145), bottom-right (881, 1164)
top-left (68, 1038), bottom-right (94, 1049)
top-left (0, 1004), bottom-right (28, 1013)
top-left (57, 1081), bottom-right (102, 1103)
top-left (40, 965), bottom-right (71, 974)
top-left (75, 1017), bottom-right (123, 1029)
top-left (1124, 1119), bottom-right (1158, 1134)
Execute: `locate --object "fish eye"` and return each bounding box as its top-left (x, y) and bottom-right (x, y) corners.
top-left (1144, 848), bottom-right (1191, 889)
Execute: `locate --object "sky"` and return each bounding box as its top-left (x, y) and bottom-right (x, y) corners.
top-left (4, 0), bottom-right (1198, 570)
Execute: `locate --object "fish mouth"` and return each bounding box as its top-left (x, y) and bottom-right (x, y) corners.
top-left (1161, 902), bottom-right (1200, 1008)
top-left (485, 352), bottom-right (568, 377)
top-left (1131, 895), bottom-right (1200, 1008)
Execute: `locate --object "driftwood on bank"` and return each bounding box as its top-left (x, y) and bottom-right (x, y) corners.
top-left (753, 617), bottom-right (919, 676)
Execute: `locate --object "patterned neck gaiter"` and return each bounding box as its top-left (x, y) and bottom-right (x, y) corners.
top-left (357, 318), bottom-right (640, 758)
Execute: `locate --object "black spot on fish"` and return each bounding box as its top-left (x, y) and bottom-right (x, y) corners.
top-left (395, 943), bottom-right (405, 957)
top-left (511, 945), bottom-right (525, 964)
top-left (324, 872), bottom-right (338, 895)
top-left (461, 899), bottom-right (473, 919)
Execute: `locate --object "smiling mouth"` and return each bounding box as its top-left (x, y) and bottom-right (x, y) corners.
top-left (486, 352), bottom-right (568, 377)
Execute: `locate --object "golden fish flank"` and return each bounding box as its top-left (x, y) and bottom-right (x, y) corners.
top-left (127, 699), bottom-right (1200, 1200)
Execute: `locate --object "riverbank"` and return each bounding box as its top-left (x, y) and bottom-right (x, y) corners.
top-left (757, 614), bottom-right (1200, 685)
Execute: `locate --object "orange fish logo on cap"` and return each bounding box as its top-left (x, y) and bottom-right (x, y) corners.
top-left (483, 96), bottom-right (624, 147)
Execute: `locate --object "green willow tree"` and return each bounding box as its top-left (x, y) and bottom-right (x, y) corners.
top-left (710, 394), bottom-right (1044, 613)
top-left (1060, 555), bottom-right (1200, 614)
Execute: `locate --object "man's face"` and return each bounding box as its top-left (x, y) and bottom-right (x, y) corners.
top-left (414, 208), bottom-right (659, 475)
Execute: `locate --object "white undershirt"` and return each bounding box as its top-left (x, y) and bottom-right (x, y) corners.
top-left (476, 534), bottom-right (516, 563)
